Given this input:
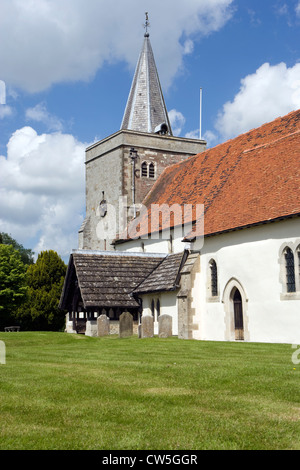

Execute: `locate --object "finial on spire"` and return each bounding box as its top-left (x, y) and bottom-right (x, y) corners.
top-left (144, 12), bottom-right (150, 37)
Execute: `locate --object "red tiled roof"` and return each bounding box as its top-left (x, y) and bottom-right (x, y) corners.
top-left (120, 109), bottom-right (300, 241)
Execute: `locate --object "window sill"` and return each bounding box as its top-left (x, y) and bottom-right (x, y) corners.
top-left (280, 292), bottom-right (300, 301)
top-left (206, 295), bottom-right (220, 303)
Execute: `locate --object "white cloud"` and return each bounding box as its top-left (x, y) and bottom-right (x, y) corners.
top-left (168, 109), bottom-right (186, 136)
top-left (202, 130), bottom-right (218, 147)
top-left (0, 0), bottom-right (234, 93)
top-left (185, 129), bottom-right (199, 140)
top-left (26, 103), bottom-right (63, 131)
top-left (183, 39), bottom-right (194, 55)
top-left (0, 127), bottom-right (87, 260)
top-left (0, 105), bottom-right (13, 119)
top-left (276, 3), bottom-right (289, 16)
top-left (185, 129), bottom-right (218, 148)
top-left (296, 1), bottom-right (300, 16)
top-left (215, 62), bottom-right (300, 140)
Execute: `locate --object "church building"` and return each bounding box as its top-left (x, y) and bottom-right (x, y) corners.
top-left (60, 21), bottom-right (300, 345)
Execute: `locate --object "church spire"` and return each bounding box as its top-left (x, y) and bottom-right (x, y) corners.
top-left (121, 14), bottom-right (173, 136)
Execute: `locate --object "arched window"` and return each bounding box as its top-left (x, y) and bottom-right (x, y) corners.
top-left (210, 260), bottom-right (218, 297)
top-left (297, 246), bottom-right (300, 282)
top-left (285, 248), bottom-right (296, 293)
top-left (149, 162), bottom-right (155, 178)
top-left (141, 161), bottom-right (148, 177)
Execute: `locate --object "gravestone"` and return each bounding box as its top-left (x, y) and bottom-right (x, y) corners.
top-left (141, 315), bottom-right (154, 338)
top-left (158, 314), bottom-right (172, 338)
top-left (85, 319), bottom-right (98, 337)
top-left (97, 314), bottom-right (110, 337)
top-left (0, 340), bottom-right (5, 365)
top-left (119, 311), bottom-right (133, 338)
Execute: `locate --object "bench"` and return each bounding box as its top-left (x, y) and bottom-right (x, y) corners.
top-left (4, 326), bottom-right (20, 332)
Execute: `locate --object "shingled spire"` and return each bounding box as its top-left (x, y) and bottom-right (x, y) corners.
top-left (121, 14), bottom-right (173, 136)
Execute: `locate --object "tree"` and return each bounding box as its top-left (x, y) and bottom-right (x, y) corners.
top-left (16, 250), bottom-right (67, 331)
top-left (0, 232), bottom-right (34, 265)
top-left (0, 245), bottom-right (27, 329)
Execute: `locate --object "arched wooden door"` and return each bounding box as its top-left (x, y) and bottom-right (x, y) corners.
top-left (233, 288), bottom-right (244, 340)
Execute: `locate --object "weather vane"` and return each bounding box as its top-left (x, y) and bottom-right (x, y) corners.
top-left (144, 12), bottom-right (150, 36)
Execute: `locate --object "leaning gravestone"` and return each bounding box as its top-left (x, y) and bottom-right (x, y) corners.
top-left (97, 314), bottom-right (110, 337)
top-left (119, 311), bottom-right (133, 338)
top-left (141, 314), bottom-right (154, 338)
top-left (158, 314), bottom-right (172, 338)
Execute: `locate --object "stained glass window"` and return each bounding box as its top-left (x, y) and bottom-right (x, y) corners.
top-left (285, 248), bottom-right (296, 293)
top-left (210, 260), bottom-right (218, 297)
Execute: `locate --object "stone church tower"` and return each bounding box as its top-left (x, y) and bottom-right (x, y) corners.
top-left (79, 19), bottom-right (206, 251)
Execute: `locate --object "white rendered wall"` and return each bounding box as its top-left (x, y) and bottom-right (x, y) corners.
top-left (118, 216), bottom-right (300, 344)
top-left (115, 227), bottom-right (188, 254)
top-left (193, 218), bottom-right (300, 344)
top-left (141, 292), bottom-right (178, 335)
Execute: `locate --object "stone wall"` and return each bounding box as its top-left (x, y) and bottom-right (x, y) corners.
top-left (81, 130), bottom-right (206, 251)
top-left (177, 252), bottom-right (200, 340)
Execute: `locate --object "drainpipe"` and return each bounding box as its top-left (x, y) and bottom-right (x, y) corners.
top-left (130, 148), bottom-right (138, 218)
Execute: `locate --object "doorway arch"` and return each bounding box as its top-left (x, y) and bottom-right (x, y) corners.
top-left (222, 278), bottom-right (249, 341)
top-left (232, 287), bottom-right (244, 340)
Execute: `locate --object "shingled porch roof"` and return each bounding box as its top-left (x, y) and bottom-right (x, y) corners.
top-left (59, 251), bottom-right (165, 311)
top-left (133, 251), bottom-right (187, 294)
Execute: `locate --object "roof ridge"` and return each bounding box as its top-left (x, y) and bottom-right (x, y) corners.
top-left (243, 129), bottom-right (300, 154)
top-left (131, 254), bottom-right (167, 293)
top-left (214, 108), bottom-right (300, 149)
top-left (72, 249), bottom-right (165, 258)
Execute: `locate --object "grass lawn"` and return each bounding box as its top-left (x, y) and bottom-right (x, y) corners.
top-left (0, 331), bottom-right (299, 450)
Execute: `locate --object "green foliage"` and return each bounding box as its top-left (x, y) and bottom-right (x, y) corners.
top-left (16, 250), bottom-right (67, 331)
top-left (0, 245), bottom-right (28, 329)
top-left (0, 237), bottom-right (66, 331)
top-left (0, 232), bottom-right (34, 265)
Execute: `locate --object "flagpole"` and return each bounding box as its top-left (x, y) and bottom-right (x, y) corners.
top-left (199, 87), bottom-right (202, 140)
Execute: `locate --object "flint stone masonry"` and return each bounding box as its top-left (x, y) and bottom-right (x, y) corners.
top-left (177, 253), bottom-right (200, 340)
top-left (141, 314), bottom-right (154, 338)
top-left (80, 130), bottom-right (206, 251)
top-left (97, 314), bottom-right (110, 337)
top-left (158, 314), bottom-right (172, 338)
top-left (119, 311), bottom-right (133, 338)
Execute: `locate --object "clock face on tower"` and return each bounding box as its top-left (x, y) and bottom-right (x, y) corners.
top-left (99, 198), bottom-right (107, 217)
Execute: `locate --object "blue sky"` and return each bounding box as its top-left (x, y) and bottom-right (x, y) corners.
top-left (0, 0), bottom-right (300, 261)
